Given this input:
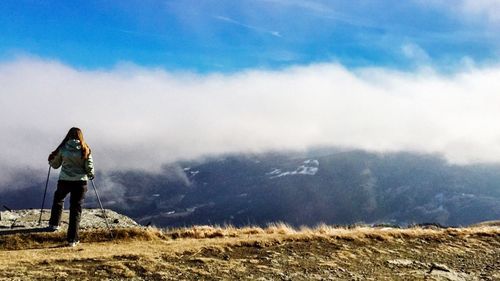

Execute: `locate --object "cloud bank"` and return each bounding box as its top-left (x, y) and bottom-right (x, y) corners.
top-left (1, 58), bottom-right (500, 185)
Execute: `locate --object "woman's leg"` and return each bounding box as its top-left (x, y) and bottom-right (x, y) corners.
top-left (67, 181), bottom-right (87, 242)
top-left (48, 181), bottom-right (70, 226)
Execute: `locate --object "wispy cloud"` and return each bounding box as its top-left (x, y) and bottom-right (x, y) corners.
top-left (258, 0), bottom-right (378, 29)
top-left (214, 15), bottom-right (282, 38)
top-left (109, 28), bottom-right (170, 40)
top-left (401, 42), bottom-right (431, 63)
top-left (461, 0), bottom-right (500, 22)
top-left (258, 0), bottom-right (334, 14)
top-left (418, 0), bottom-right (500, 24)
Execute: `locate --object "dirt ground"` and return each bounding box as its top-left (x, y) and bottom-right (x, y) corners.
top-left (0, 225), bottom-right (499, 280)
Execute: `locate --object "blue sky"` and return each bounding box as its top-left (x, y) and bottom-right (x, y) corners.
top-left (1, 0), bottom-right (499, 72)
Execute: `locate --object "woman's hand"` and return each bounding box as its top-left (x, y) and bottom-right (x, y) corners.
top-left (48, 151), bottom-right (58, 161)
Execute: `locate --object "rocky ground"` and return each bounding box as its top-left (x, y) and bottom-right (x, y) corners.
top-left (0, 208), bottom-right (139, 231)
top-left (0, 210), bottom-right (498, 280)
top-left (160, 228), bottom-right (500, 281)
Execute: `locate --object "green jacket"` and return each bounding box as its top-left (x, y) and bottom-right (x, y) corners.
top-left (49, 139), bottom-right (94, 181)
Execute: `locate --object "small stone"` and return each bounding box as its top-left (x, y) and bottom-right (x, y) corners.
top-left (387, 259), bottom-right (414, 267)
top-left (429, 262), bottom-right (451, 272)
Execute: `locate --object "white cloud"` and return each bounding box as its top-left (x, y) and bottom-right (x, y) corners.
top-left (2, 58), bottom-right (500, 185)
top-left (420, 0), bottom-right (500, 23)
top-left (461, 0), bottom-right (500, 22)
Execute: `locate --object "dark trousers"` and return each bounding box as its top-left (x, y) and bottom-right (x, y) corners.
top-left (49, 180), bottom-right (87, 242)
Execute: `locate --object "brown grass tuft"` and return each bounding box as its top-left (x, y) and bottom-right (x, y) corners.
top-left (167, 225), bottom-right (227, 239)
top-left (265, 222), bottom-right (296, 235)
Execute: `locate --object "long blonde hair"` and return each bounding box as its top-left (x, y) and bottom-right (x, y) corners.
top-left (53, 127), bottom-right (91, 159)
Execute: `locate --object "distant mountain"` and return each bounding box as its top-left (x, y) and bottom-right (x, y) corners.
top-left (2, 149), bottom-right (499, 227)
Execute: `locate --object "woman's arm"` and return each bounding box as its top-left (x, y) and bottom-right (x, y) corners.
top-left (48, 151), bottom-right (62, 169)
top-left (85, 154), bottom-right (95, 179)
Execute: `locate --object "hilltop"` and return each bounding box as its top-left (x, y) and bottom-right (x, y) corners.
top-left (0, 210), bottom-right (499, 280)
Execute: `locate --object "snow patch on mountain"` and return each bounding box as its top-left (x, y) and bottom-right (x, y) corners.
top-left (183, 167), bottom-right (200, 177)
top-left (267, 160), bottom-right (319, 178)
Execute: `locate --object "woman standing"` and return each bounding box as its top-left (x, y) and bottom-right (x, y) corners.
top-left (48, 127), bottom-right (94, 247)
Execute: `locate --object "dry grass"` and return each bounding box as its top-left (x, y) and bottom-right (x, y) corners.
top-left (164, 223), bottom-right (500, 242)
top-left (0, 227), bottom-right (164, 250)
top-left (1, 223), bottom-right (498, 251)
top-left (0, 224), bottom-right (499, 280)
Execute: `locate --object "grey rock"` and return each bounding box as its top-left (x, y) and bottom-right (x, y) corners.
top-left (0, 209), bottom-right (139, 231)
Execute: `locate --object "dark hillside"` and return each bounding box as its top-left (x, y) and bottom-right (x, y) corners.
top-left (2, 149), bottom-right (499, 227)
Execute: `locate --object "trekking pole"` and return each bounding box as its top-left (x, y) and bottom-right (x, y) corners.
top-left (90, 179), bottom-right (114, 239)
top-left (38, 166), bottom-right (51, 225)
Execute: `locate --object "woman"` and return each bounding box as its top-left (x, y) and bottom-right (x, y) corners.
top-left (48, 127), bottom-right (94, 247)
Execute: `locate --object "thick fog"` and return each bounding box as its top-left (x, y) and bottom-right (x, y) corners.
top-left (2, 58), bottom-right (500, 187)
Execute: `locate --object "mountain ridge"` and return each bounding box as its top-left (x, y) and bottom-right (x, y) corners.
top-left (1, 149), bottom-right (499, 228)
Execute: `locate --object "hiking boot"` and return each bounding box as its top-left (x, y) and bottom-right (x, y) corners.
top-left (68, 241), bottom-right (80, 247)
top-left (47, 225), bottom-right (60, 231)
